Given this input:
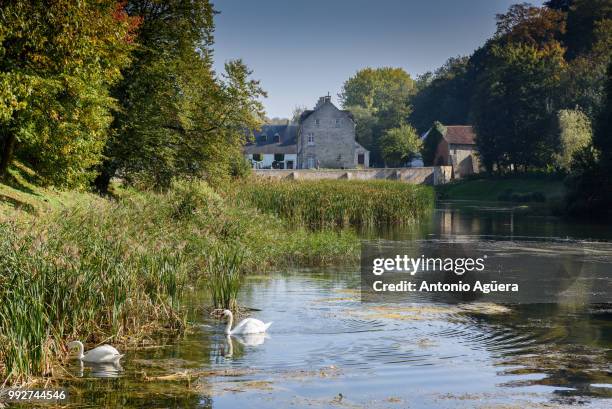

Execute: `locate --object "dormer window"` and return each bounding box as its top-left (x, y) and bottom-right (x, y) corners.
top-left (275, 133), bottom-right (281, 143)
top-left (261, 134), bottom-right (267, 142)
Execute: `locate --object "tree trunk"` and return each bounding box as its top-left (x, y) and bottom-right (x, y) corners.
top-left (0, 131), bottom-right (17, 180)
top-left (93, 161), bottom-right (115, 195)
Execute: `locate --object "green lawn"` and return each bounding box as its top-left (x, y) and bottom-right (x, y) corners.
top-left (437, 175), bottom-right (566, 202)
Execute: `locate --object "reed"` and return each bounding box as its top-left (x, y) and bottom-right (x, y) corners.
top-left (230, 179), bottom-right (434, 229)
top-left (0, 178), bottom-right (359, 384)
top-left (205, 247), bottom-right (244, 310)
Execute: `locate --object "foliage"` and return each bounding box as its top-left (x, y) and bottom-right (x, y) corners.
top-left (0, 1), bottom-right (136, 187)
top-left (495, 3), bottom-right (567, 47)
top-left (379, 124), bottom-right (422, 167)
top-left (344, 105), bottom-right (376, 162)
top-left (552, 109), bottom-right (592, 171)
top-left (471, 42), bottom-right (566, 171)
top-left (232, 179), bottom-right (434, 229)
top-left (340, 67), bottom-right (416, 166)
top-left (410, 57), bottom-right (473, 134)
top-left (565, 58), bottom-right (612, 217)
top-left (421, 121), bottom-right (446, 166)
top-left (97, 1), bottom-right (266, 191)
top-left (564, 0), bottom-right (612, 59)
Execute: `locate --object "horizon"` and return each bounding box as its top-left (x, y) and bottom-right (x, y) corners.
top-left (212, 0), bottom-right (545, 118)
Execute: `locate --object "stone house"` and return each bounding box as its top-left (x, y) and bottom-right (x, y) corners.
top-left (244, 96), bottom-right (369, 169)
top-left (427, 125), bottom-right (480, 178)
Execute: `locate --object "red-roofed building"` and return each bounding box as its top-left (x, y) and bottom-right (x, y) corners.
top-left (427, 125), bottom-right (480, 178)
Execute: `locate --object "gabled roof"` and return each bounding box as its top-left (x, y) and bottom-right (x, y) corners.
top-left (244, 125), bottom-right (297, 154)
top-left (443, 125), bottom-right (476, 145)
top-left (299, 100), bottom-right (354, 123)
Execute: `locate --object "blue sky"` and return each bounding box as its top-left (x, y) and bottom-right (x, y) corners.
top-left (212, 0), bottom-right (544, 118)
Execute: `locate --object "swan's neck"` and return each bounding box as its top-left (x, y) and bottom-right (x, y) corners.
top-left (224, 312), bottom-right (233, 335)
top-left (225, 335), bottom-right (233, 357)
top-left (75, 341), bottom-right (85, 359)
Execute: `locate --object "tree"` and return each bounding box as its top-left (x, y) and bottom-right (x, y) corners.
top-left (379, 124), bottom-right (422, 167)
top-left (471, 42), bottom-right (566, 171)
top-left (495, 3), bottom-right (567, 48)
top-left (95, 0), bottom-right (265, 191)
top-left (346, 105), bottom-right (379, 163)
top-left (340, 67), bottom-right (416, 166)
top-left (291, 105), bottom-right (307, 123)
top-left (421, 121), bottom-right (446, 166)
top-left (545, 0), bottom-right (575, 12)
top-left (0, 1), bottom-right (136, 187)
top-left (564, 0), bottom-right (612, 59)
top-left (340, 67), bottom-right (415, 129)
top-left (552, 109), bottom-right (592, 171)
top-left (593, 58), bottom-right (612, 164)
top-left (565, 59), bottom-right (612, 217)
top-left (409, 56), bottom-right (473, 133)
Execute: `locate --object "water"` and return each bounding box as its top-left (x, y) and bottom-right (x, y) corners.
top-left (43, 202), bottom-right (612, 408)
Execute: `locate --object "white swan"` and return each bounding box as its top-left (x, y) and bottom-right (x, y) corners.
top-left (222, 309), bottom-right (272, 335)
top-left (68, 341), bottom-right (124, 364)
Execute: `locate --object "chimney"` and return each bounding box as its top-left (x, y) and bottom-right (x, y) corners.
top-left (315, 93), bottom-right (331, 109)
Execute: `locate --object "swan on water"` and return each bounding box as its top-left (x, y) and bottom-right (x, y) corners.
top-left (68, 340), bottom-right (124, 364)
top-left (222, 309), bottom-right (272, 335)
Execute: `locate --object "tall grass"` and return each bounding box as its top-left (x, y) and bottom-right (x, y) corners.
top-left (205, 247), bottom-right (244, 310)
top-left (0, 179), bottom-right (360, 384)
top-left (230, 179), bottom-right (434, 229)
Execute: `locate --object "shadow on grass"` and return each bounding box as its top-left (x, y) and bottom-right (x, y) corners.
top-left (3, 165), bottom-right (41, 197)
top-left (0, 193), bottom-right (36, 214)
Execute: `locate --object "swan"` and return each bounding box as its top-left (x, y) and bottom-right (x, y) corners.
top-left (68, 340), bottom-right (124, 364)
top-left (222, 309), bottom-right (272, 335)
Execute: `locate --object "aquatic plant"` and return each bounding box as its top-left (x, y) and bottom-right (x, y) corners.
top-left (229, 179), bottom-right (434, 229)
top-left (205, 246), bottom-right (244, 310)
top-left (0, 177), bottom-right (359, 384)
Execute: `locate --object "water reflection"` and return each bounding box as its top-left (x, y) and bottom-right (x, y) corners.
top-left (56, 201), bottom-right (611, 409)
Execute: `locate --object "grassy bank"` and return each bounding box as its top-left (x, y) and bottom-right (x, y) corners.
top-left (436, 174), bottom-right (566, 203)
top-left (0, 169), bottom-right (435, 384)
top-left (229, 179), bottom-right (435, 229)
top-left (1, 169), bottom-right (388, 384)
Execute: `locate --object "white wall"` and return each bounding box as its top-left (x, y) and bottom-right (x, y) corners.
top-left (246, 153), bottom-right (297, 169)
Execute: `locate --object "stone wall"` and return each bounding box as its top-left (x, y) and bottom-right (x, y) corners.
top-left (253, 166), bottom-right (453, 185)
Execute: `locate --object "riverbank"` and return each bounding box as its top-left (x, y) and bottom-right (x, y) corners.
top-left (436, 174), bottom-right (566, 209)
top-left (0, 165), bottom-right (434, 385)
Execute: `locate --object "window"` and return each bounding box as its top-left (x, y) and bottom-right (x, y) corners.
top-left (335, 119), bottom-right (341, 127)
top-left (275, 133), bottom-right (281, 143)
top-left (307, 133), bottom-right (315, 145)
top-left (261, 134), bottom-right (267, 142)
top-left (252, 153), bottom-right (263, 162)
top-left (315, 119), bottom-right (320, 127)
top-left (274, 153), bottom-right (284, 162)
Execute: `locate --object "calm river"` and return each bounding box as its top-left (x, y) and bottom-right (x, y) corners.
top-left (52, 201), bottom-right (612, 408)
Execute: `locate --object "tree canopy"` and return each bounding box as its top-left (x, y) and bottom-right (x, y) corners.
top-left (0, 1), bottom-right (136, 187)
top-left (340, 67), bottom-right (416, 166)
